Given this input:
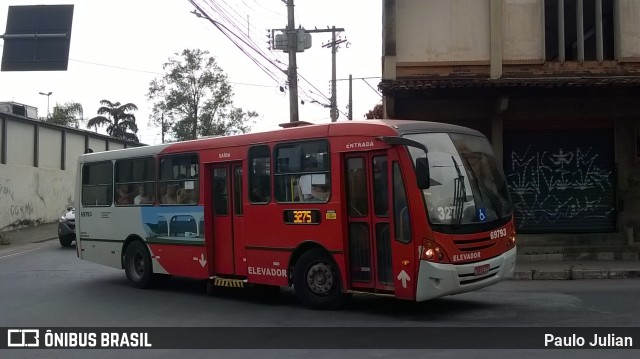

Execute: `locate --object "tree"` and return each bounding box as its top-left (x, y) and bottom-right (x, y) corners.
top-left (365, 103), bottom-right (384, 119)
top-left (87, 100), bottom-right (139, 142)
top-left (147, 49), bottom-right (257, 142)
top-left (45, 102), bottom-right (83, 128)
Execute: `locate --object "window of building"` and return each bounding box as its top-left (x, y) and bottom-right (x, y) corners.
top-left (115, 157), bottom-right (155, 206)
top-left (545, 0), bottom-right (614, 62)
top-left (158, 154), bottom-right (199, 205)
top-left (81, 161), bottom-right (113, 207)
top-left (248, 145), bottom-right (271, 203)
top-left (274, 140), bottom-right (330, 203)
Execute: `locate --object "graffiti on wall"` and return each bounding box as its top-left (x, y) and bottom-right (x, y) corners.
top-left (0, 184), bottom-right (15, 201)
top-left (507, 145), bottom-right (615, 230)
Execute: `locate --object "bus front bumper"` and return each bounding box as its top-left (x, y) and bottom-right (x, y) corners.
top-left (415, 246), bottom-right (517, 301)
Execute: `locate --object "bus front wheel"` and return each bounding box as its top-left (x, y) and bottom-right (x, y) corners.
top-left (124, 241), bottom-right (154, 289)
top-left (293, 248), bottom-right (346, 310)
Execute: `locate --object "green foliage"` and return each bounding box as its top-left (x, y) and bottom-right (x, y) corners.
top-left (147, 49), bottom-right (257, 142)
top-left (87, 100), bottom-right (139, 142)
top-left (45, 102), bottom-right (83, 128)
top-left (365, 103), bottom-right (384, 119)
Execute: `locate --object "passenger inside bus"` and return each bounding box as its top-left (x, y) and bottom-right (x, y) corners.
top-left (116, 185), bottom-right (133, 205)
top-left (161, 183), bottom-right (180, 204)
top-left (134, 184), bottom-right (154, 205)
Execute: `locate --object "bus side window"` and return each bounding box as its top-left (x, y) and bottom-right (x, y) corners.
top-left (81, 161), bottom-right (113, 207)
top-left (159, 154), bottom-right (199, 205)
top-left (248, 145), bottom-right (271, 203)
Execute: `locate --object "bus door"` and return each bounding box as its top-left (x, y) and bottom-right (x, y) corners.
top-left (344, 152), bottom-right (395, 292)
top-left (344, 151), bottom-right (416, 298)
top-left (210, 162), bottom-right (246, 276)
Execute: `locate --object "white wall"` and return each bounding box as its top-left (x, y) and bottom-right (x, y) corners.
top-left (0, 118), bottom-right (3, 152)
top-left (0, 116), bottom-right (138, 231)
top-left (88, 137), bottom-right (107, 153)
top-left (396, 0), bottom-right (491, 63)
top-left (6, 120), bottom-right (34, 167)
top-left (66, 132), bottom-right (85, 172)
top-left (39, 126), bottom-right (62, 169)
top-left (503, 0), bottom-right (544, 61)
top-left (0, 164), bottom-right (75, 230)
top-left (109, 141), bottom-right (125, 150)
top-left (619, 0), bottom-right (640, 59)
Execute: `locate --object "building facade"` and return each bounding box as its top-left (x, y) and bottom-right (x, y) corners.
top-left (380, 0), bottom-right (640, 242)
top-left (0, 103), bottom-right (141, 231)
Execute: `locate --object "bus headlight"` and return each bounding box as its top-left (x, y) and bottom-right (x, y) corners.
top-left (421, 240), bottom-right (445, 262)
top-left (508, 232), bottom-right (516, 247)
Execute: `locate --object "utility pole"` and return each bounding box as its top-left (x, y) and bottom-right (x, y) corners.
top-left (330, 27), bottom-right (338, 122)
top-left (271, 3), bottom-right (343, 122)
top-left (321, 27), bottom-right (346, 122)
top-left (348, 74), bottom-right (353, 120)
top-left (286, 0), bottom-right (299, 123)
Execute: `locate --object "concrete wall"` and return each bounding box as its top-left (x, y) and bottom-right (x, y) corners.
top-left (390, 0), bottom-right (640, 65)
top-left (396, 0), bottom-right (490, 63)
top-left (0, 114), bottom-right (140, 231)
top-left (0, 164), bottom-right (76, 229)
top-left (619, 0), bottom-right (640, 60)
top-left (88, 137), bottom-right (107, 153)
top-left (109, 141), bottom-right (125, 150)
top-left (39, 126), bottom-right (62, 169)
top-left (66, 132), bottom-right (86, 172)
top-left (6, 120), bottom-right (34, 167)
top-left (503, 0), bottom-right (544, 61)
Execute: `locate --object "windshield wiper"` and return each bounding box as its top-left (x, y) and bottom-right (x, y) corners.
top-left (451, 156), bottom-right (466, 226)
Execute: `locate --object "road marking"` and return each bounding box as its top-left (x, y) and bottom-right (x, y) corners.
top-left (0, 245), bottom-right (45, 260)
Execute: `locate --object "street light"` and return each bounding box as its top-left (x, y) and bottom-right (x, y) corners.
top-left (38, 91), bottom-right (53, 118)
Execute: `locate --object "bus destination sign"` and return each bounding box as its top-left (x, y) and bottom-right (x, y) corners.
top-left (283, 210), bottom-right (321, 225)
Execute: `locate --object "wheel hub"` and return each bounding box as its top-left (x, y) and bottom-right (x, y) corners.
top-left (307, 262), bottom-right (333, 295)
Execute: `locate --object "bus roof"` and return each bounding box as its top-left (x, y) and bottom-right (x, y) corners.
top-left (78, 120), bottom-right (483, 163)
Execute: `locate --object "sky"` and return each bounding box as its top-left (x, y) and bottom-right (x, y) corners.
top-left (0, 0), bottom-right (383, 145)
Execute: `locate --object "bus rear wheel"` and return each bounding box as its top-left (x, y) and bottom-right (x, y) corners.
top-left (293, 248), bottom-right (346, 310)
top-left (124, 241), bottom-right (155, 289)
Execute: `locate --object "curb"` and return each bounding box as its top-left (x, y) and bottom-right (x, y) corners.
top-left (513, 269), bottom-right (640, 280)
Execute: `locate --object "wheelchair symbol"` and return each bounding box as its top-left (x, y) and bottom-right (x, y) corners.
top-left (477, 208), bottom-right (487, 222)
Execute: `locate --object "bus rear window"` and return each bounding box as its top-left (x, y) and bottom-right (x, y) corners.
top-left (81, 162), bottom-right (113, 207)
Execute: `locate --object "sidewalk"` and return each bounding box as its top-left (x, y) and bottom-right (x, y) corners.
top-left (2, 223), bottom-right (640, 279)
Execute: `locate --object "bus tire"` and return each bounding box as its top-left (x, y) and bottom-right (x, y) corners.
top-left (293, 248), bottom-right (346, 310)
top-left (124, 241), bottom-right (154, 289)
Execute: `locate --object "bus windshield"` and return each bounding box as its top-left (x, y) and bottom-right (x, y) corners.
top-left (406, 132), bottom-right (512, 227)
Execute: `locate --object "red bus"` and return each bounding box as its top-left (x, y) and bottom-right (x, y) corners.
top-left (75, 120), bottom-right (516, 309)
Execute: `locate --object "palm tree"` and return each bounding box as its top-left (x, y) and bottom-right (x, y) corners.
top-left (87, 100), bottom-right (139, 142)
top-left (46, 102), bottom-right (83, 128)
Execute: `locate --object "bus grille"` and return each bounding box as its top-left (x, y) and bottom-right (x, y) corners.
top-left (453, 237), bottom-right (496, 252)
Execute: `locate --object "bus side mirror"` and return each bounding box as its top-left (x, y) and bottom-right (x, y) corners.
top-left (416, 157), bottom-right (430, 189)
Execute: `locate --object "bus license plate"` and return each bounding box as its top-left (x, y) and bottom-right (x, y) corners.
top-left (474, 264), bottom-right (490, 276)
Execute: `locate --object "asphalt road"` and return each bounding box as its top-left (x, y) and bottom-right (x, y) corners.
top-left (1, 240), bottom-right (639, 359)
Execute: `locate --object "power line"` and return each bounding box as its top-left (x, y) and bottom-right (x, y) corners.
top-left (361, 78), bottom-right (382, 98)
